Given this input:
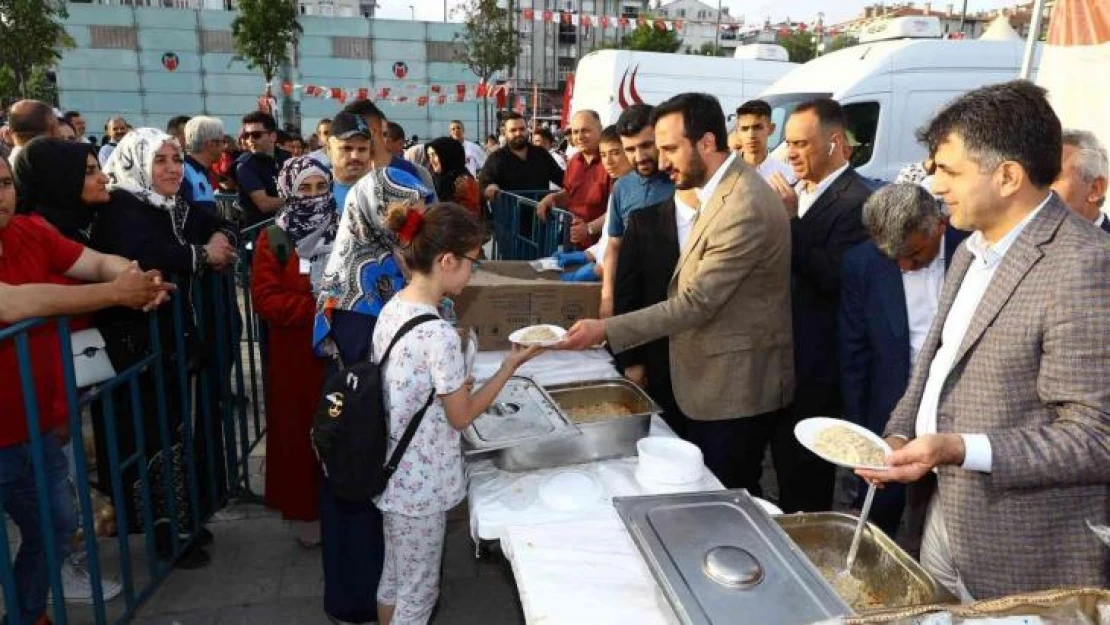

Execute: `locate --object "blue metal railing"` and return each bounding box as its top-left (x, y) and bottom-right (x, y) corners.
top-left (488, 189), bottom-right (576, 261)
top-left (1, 225), bottom-right (270, 624)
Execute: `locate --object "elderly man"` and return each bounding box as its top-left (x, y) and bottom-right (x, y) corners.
top-left (98, 116), bottom-right (129, 166)
top-left (840, 183), bottom-right (968, 537)
top-left (180, 116), bottom-right (226, 217)
top-left (537, 110), bottom-right (612, 248)
top-left (1051, 129), bottom-right (1109, 232)
top-left (562, 93), bottom-right (794, 493)
top-left (7, 100), bottom-right (59, 163)
top-left (858, 81), bottom-right (1110, 600)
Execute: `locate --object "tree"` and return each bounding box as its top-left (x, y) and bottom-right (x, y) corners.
top-left (823, 35), bottom-right (858, 54)
top-left (778, 31), bottom-right (817, 64)
top-left (455, 0), bottom-right (520, 137)
top-left (231, 0), bottom-right (302, 86)
top-left (697, 42), bottom-right (728, 57)
top-left (0, 0), bottom-right (73, 99)
top-left (621, 23), bottom-right (682, 53)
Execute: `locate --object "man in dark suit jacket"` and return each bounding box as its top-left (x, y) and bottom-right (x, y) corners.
top-left (613, 189), bottom-right (699, 435)
top-left (767, 98), bottom-right (870, 513)
top-left (840, 183), bottom-right (969, 536)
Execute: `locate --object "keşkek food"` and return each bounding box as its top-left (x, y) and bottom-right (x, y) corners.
top-left (564, 401), bottom-right (635, 423)
top-left (519, 326), bottom-right (559, 343)
top-left (812, 425), bottom-right (886, 467)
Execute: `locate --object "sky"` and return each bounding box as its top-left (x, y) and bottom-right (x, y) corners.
top-left (373, 0), bottom-right (1021, 25)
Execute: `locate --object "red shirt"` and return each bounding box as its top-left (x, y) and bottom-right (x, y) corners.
top-left (563, 151), bottom-right (613, 224)
top-left (0, 215), bottom-right (85, 447)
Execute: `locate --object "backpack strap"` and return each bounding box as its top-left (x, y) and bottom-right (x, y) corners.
top-left (378, 312), bottom-right (442, 486)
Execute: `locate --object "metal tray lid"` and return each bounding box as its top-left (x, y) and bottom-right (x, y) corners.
top-left (614, 489), bottom-right (851, 625)
top-left (462, 376), bottom-right (581, 453)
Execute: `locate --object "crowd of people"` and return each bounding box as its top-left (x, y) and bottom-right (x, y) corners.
top-left (1, 76), bottom-right (1108, 625)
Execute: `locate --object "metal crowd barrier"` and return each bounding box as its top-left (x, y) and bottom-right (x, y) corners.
top-left (488, 189), bottom-right (576, 261)
top-left (0, 224), bottom-right (271, 624)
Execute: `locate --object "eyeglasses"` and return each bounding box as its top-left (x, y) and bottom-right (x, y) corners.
top-left (242, 130), bottom-right (269, 140)
top-left (458, 253), bottom-right (482, 270)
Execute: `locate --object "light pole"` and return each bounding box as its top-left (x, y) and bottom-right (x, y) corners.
top-left (443, 0), bottom-right (448, 22)
top-left (408, 4), bottom-right (415, 20)
top-left (715, 0), bottom-right (723, 51)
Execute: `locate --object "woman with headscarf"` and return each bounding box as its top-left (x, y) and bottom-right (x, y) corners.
top-left (312, 166), bottom-right (435, 625)
top-left (250, 156), bottom-right (332, 546)
top-left (90, 128), bottom-right (239, 569)
top-left (424, 137), bottom-right (479, 216)
top-left (13, 136), bottom-right (103, 246)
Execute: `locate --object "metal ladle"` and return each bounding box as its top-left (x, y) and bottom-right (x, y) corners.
top-left (845, 482), bottom-right (876, 572)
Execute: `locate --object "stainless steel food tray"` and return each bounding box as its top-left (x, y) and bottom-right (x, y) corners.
top-left (490, 378), bottom-right (657, 471)
top-left (462, 377), bottom-right (579, 453)
top-left (776, 512), bottom-right (958, 613)
top-left (615, 490), bottom-right (851, 625)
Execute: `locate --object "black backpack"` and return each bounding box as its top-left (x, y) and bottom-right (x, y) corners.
top-left (311, 314), bottom-right (439, 502)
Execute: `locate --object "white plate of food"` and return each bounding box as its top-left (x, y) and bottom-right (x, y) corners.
top-left (509, 324), bottom-right (567, 347)
top-left (794, 417), bottom-right (892, 471)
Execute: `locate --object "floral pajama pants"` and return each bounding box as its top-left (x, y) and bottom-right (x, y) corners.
top-left (377, 511), bottom-right (448, 625)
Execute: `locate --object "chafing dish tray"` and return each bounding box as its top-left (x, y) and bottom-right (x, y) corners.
top-left (776, 512), bottom-right (958, 613)
top-left (462, 377), bottom-right (579, 454)
top-left (485, 378), bottom-right (657, 472)
top-left (614, 489), bottom-right (851, 625)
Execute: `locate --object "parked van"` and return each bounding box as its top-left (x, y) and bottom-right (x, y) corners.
top-left (569, 48), bottom-right (796, 126)
top-left (759, 16), bottom-right (1040, 182)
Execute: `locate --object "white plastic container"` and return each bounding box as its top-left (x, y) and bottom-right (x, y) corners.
top-left (636, 438), bottom-right (704, 485)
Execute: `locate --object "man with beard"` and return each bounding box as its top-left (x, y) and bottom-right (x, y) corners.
top-left (326, 112), bottom-right (372, 212)
top-left (600, 104), bottom-right (675, 318)
top-left (561, 93), bottom-right (795, 493)
top-left (479, 111), bottom-right (564, 199)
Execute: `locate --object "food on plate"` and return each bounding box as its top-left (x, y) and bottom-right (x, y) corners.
top-left (813, 425), bottom-right (886, 467)
top-left (563, 401), bottom-right (635, 423)
top-left (518, 326), bottom-right (559, 343)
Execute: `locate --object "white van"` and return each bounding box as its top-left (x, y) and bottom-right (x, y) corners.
top-left (759, 16), bottom-right (1039, 182)
top-left (569, 48), bottom-right (796, 126)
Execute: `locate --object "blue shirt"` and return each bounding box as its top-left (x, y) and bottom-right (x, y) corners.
top-left (390, 156), bottom-right (436, 198)
top-left (180, 156), bottom-right (218, 217)
top-left (607, 171), bottom-right (675, 238)
top-left (334, 182), bottom-right (353, 214)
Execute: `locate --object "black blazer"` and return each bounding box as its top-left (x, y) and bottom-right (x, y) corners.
top-left (790, 168), bottom-right (872, 416)
top-left (613, 198), bottom-right (683, 420)
top-left (838, 226), bottom-right (969, 435)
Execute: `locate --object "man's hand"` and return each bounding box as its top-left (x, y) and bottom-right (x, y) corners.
top-left (599, 296), bottom-right (614, 319)
top-left (624, 364), bottom-right (647, 388)
top-left (768, 172), bottom-right (799, 218)
top-left (559, 319), bottom-right (606, 351)
top-left (536, 194), bottom-right (556, 220)
top-left (484, 184), bottom-right (502, 202)
top-left (856, 434), bottom-right (965, 485)
top-left (205, 234), bottom-right (237, 270)
top-left (570, 218), bottom-right (589, 245)
top-left (112, 263), bottom-right (175, 311)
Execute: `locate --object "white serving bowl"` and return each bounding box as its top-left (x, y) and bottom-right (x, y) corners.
top-left (636, 438), bottom-right (704, 485)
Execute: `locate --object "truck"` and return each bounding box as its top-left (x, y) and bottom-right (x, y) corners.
top-left (568, 47), bottom-right (796, 126)
top-left (759, 16), bottom-right (1040, 182)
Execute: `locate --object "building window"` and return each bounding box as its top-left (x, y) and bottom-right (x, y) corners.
top-left (200, 30), bottom-right (234, 53)
top-left (332, 36), bottom-right (371, 59)
top-left (427, 41), bottom-right (466, 62)
top-left (678, 9), bottom-right (686, 17)
top-left (89, 25), bottom-right (137, 49)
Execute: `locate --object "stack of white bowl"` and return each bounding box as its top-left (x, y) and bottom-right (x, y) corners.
top-left (635, 438), bottom-right (706, 494)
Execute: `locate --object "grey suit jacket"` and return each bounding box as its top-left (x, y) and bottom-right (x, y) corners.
top-left (885, 196), bottom-right (1110, 598)
top-left (606, 158), bottom-right (794, 420)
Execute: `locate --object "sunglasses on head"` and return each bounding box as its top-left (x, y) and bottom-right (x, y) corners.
top-left (242, 130), bottom-right (269, 140)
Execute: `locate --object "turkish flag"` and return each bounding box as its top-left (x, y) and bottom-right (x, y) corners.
top-left (495, 88), bottom-right (507, 109)
top-left (619, 17), bottom-right (630, 28)
top-left (281, 82), bottom-right (293, 96)
top-left (331, 87), bottom-right (345, 102)
top-left (476, 81), bottom-right (488, 98)
top-left (674, 19), bottom-right (683, 30)
top-left (378, 87), bottom-right (391, 99)
top-left (599, 16), bottom-right (610, 28)
top-left (437, 95), bottom-right (447, 105)
top-left (431, 84), bottom-right (442, 94)
top-left (542, 10), bottom-right (553, 22)
top-left (456, 83), bottom-right (467, 99)
top-left (357, 87), bottom-right (369, 100)
top-left (581, 15), bottom-right (592, 27)
top-left (523, 8), bottom-right (534, 21)
top-left (417, 96), bottom-right (429, 107)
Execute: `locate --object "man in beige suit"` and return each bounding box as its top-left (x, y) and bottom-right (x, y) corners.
top-left (562, 93), bottom-right (794, 493)
top-left (858, 81), bottom-right (1110, 599)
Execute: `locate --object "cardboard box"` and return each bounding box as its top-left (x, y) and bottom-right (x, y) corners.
top-left (455, 261), bottom-right (600, 351)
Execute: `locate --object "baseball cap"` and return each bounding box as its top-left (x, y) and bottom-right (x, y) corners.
top-left (330, 111), bottom-right (371, 140)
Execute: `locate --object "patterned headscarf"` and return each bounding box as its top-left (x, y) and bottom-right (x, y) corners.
top-left (275, 156), bottom-right (337, 286)
top-left (103, 127), bottom-right (180, 211)
top-left (313, 167), bottom-right (434, 357)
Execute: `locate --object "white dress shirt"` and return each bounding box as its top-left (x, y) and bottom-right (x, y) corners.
top-left (796, 162), bottom-right (850, 219)
top-left (462, 139), bottom-right (487, 176)
top-left (755, 154), bottom-right (796, 185)
top-left (902, 240), bottom-right (946, 366)
top-left (1096, 213), bottom-right (1107, 229)
top-left (913, 196), bottom-right (1050, 472)
top-left (675, 193), bottom-right (698, 251)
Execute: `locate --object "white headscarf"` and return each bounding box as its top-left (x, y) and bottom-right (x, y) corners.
top-left (103, 127), bottom-right (180, 211)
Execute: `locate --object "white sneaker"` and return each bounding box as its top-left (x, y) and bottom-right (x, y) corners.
top-left (58, 557), bottom-right (123, 604)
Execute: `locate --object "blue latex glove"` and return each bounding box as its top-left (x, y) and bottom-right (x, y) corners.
top-left (560, 262), bottom-right (600, 282)
top-left (554, 251), bottom-right (589, 268)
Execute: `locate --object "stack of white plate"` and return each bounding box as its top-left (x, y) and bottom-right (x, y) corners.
top-left (635, 438), bottom-right (706, 493)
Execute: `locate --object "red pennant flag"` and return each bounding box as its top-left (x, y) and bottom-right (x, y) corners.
top-left (495, 89), bottom-right (507, 108)
top-left (541, 10), bottom-right (553, 22)
top-left (417, 96), bottom-right (429, 107)
top-left (330, 87), bottom-right (345, 102)
top-left (378, 87), bottom-right (391, 99)
top-left (619, 17), bottom-right (630, 28)
top-left (581, 15), bottom-right (592, 27)
top-left (476, 81), bottom-right (488, 98)
top-left (397, 95), bottom-right (409, 103)
top-left (654, 19), bottom-right (666, 31)
top-left (523, 8), bottom-right (534, 21)
top-left (431, 84), bottom-right (442, 94)
top-left (281, 82), bottom-right (293, 96)
top-left (456, 83), bottom-right (467, 99)
top-left (437, 94), bottom-right (447, 105)
top-left (674, 19), bottom-right (683, 30)
top-left (797, 22), bottom-right (807, 31)
top-left (357, 87), bottom-right (369, 100)
top-left (599, 15), bottom-right (610, 28)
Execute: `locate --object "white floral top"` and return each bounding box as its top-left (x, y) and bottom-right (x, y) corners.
top-left (371, 298), bottom-right (467, 516)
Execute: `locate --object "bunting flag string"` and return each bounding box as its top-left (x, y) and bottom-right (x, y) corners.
top-left (517, 8), bottom-right (838, 37)
top-left (274, 79), bottom-right (515, 107)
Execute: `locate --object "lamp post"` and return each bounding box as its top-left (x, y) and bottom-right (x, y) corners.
top-left (408, 4), bottom-right (415, 20)
top-left (715, 0), bottom-right (722, 51)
